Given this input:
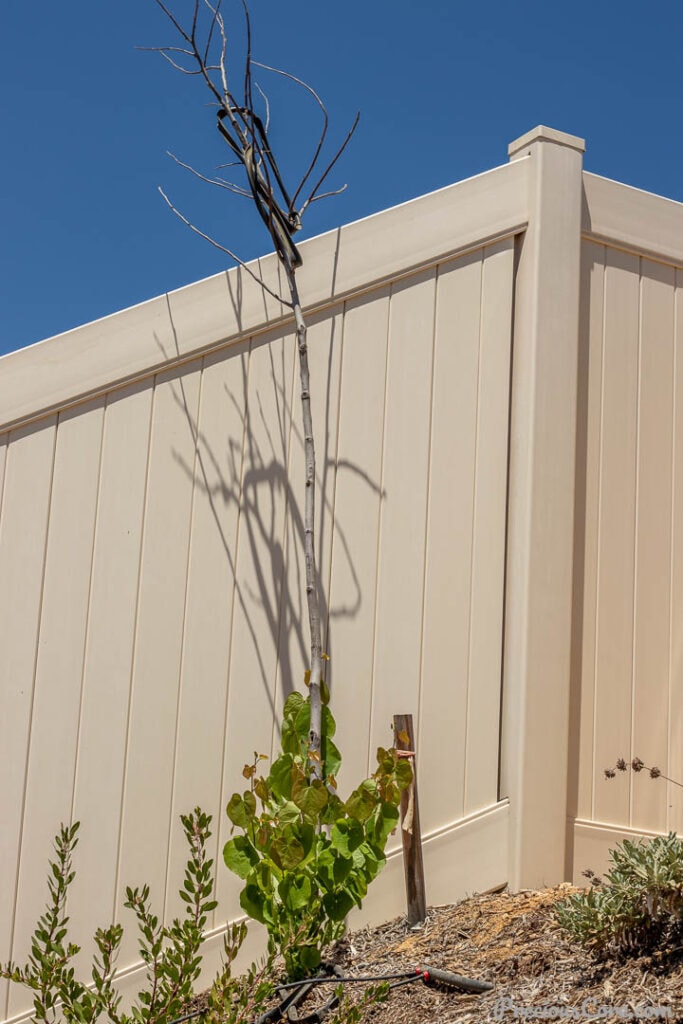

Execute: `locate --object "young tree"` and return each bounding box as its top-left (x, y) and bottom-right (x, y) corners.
top-left (146, 0), bottom-right (358, 779)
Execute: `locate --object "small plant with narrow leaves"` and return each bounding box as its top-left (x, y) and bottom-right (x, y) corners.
top-left (223, 689), bottom-right (413, 979)
top-left (122, 808), bottom-right (218, 1023)
top-left (200, 920), bottom-right (276, 1024)
top-left (0, 810), bottom-right (276, 1024)
top-left (0, 821), bottom-right (123, 1024)
top-left (555, 832), bottom-right (683, 956)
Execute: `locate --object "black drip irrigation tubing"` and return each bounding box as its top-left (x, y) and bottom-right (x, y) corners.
top-left (168, 964), bottom-right (493, 1024)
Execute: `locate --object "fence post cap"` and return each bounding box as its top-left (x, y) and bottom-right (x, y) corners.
top-left (508, 125), bottom-right (586, 161)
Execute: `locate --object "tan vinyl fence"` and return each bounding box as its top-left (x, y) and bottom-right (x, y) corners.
top-left (571, 174), bottom-right (683, 869)
top-left (1, 124), bottom-right (682, 1022)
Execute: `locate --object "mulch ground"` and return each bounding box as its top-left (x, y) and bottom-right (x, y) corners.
top-left (328, 885), bottom-right (683, 1023)
top-left (187, 885), bottom-right (683, 1023)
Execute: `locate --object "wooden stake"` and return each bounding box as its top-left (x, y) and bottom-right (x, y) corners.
top-left (393, 713), bottom-right (426, 926)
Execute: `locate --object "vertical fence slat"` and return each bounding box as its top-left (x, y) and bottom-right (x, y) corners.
top-left (591, 249), bottom-right (640, 827)
top-left (325, 288), bottom-right (390, 786)
top-left (115, 363), bottom-right (201, 965)
top-left (8, 400), bottom-right (104, 1017)
top-left (0, 419), bottom-right (56, 1020)
top-left (464, 239), bottom-right (514, 816)
top-left (419, 252), bottom-right (482, 830)
top-left (370, 270), bottom-right (436, 808)
top-left (630, 261), bottom-right (675, 832)
top-left (669, 270), bottom-right (683, 833)
top-left (573, 241), bottom-right (604, 826)
top-left (67, 381), bottom-right (154, 963)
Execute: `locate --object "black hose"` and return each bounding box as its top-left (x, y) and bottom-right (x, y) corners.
top-left (276, 969), bottom-right (418, 990)
top-left (278, 965), bottom-right (493, 994)
top-left (168, 963), bottom-right (493, 1024)
top-left (419, 964), bottom-right (494, 993)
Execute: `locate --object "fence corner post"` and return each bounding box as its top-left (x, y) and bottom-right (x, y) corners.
top-left (500, 126), bottom-right (585, 890)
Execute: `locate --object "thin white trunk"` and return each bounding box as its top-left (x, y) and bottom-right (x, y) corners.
top-left (284, 262), bottom-right (323, 780)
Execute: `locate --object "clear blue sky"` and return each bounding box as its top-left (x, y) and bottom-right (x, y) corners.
top-left (2, 0), bottom-right (681, 356)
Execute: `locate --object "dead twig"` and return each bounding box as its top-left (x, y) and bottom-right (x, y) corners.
top-left (158, 187), bottom-right (289, 307)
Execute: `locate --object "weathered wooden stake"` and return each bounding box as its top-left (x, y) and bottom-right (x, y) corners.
top-left (393, 713), bottom-right (427, 926)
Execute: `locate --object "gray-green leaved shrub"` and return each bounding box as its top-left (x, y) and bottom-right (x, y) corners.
top-left (0, 810), bottom-right (276, 1024)
top-left (555, 832), bottom-right (683, 955)
top-left (223, 689), bottom-right (413, 979)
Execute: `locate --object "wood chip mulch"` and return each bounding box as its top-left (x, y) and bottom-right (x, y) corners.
top-left (184, 885), bottom-right (683, 1023)
top-left (324, 884), bottom-right (683, 1024)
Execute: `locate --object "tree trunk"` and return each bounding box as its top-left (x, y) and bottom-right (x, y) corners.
top-left (284, 262), bottom-right (323, 780)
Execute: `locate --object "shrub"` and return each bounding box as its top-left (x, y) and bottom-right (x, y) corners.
top-left (0, 810), bottom-right (276, 1024)
top-left (555, 832), bottom-right (683, 956)
top-left (223, 689), bottom-right (413, 979)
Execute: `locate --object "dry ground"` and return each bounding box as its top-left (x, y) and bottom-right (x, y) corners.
top-left (327, 885), bottom-right (683, 1024)
top-left (187, 886), bottom-right (683, 1024)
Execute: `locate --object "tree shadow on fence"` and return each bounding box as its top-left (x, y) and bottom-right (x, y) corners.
top-left (159, 299), bottom-right (382, 721)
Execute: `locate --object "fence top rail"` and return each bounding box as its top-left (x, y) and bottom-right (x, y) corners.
top-left (582, 170), bottom-right (683, 268)
top-left (0, 158), bottom-right (528, 434)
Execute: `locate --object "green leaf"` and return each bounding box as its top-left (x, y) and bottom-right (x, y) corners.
top-left (279, 873), bottom-right (313, 912)
top-left (270, 830), bottom-right (306, 871)
top-left (316, 847), bottom-right (353, 891)
top-left (322, 737), bottom-right (342, 780)
top-left (347, 868), bottom-right (368, 902)
top-left (345, 780), bottom-right (377, 823)
top-left (315, 846), bottom-right (335, 891)
top-left (277, 801), bottom-right (301, 825)
top-left (395, 759), bottom-right (413, 791)
top-left (281, 718), bottom-right (305, 757)
top-left (292, 776), bottom-right (328, 822)
top-left (283, 692), bottom-right (306, 720)
top-left (254, 859), bottom-right (275, 891)
top-left (322, 888), bottom-right (357, 921)
top-left (368, 802), bottom-right (400, 847)
top-left (357, 842), bottom-right (385, 882)
top-left (330, 818), bottom-right (364, 856)
top-left (254, 777), bottom-right (270, 803)
top-left (269, 755), bottom-right (294, 800)
top-left (223, 837), bottom-right (259, 880)
top-left (298, 944), bottom-right (322, 973)
top-left (293, 703), bottom-right (311, 741)
top-left (226, 793), bottom-right (256, 829)
top-left (321, 705), bottom-right (336, 739)
top-left (239, 882), bottom-right (269, 925)
top-left (319, 791), bottom-right (345, 826)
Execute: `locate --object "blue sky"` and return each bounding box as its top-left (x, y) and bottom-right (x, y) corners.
top-left (1, 0), bottom-right (682, 356)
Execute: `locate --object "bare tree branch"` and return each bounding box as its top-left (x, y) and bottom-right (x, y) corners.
top-left (300, 111), bottom-right (360, 215)
top-left (167, 150), bottom-right (252, 196)
top-left (302, 183), bottom-right (348, 208)
top-left (158, 187), bottom-right (290, 307)
top-left (254, 81), bottom-right (271, 134)
top-left (137, 45), bottom-right (204, 75)
top-left (252, 61), bottom-right (329, 211)
top-left (153, 0), bottom-right (192, 44)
